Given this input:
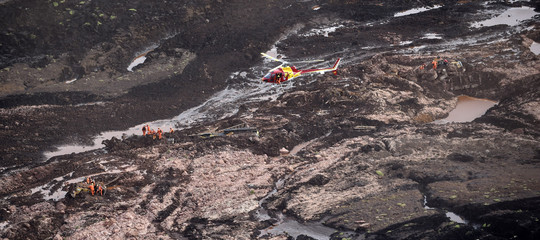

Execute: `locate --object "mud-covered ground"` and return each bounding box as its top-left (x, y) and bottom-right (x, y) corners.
top-left (1, 0), bottom-right (540, 239)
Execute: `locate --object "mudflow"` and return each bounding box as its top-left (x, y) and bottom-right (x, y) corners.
top-left (1, 0), bottom-right (540, 240)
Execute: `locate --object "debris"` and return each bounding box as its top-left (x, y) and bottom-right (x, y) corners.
top-left (69, 176), bottom-right (121, 198)
top-left (190, 123), bottom-right (258, 139)
top-left (353, 125), bottom-right (377, 131)
top-left (358, 222), bottom-right (371, 228)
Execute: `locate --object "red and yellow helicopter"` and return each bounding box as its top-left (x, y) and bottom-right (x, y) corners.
top-left (261, 53), bottom-right (341, 84)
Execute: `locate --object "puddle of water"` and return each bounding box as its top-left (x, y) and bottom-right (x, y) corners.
top-left (65, 78), bottom-right (78, 84)
top-left (30, 173), bottom-right (72, 201)
top-left (433, 96), bottom-right (497, 124)
top-left (422, 33), bottom-right (443, 39)
top-left (304, 25), bottom-right (344, 37)
top-left (424, 195), bottom-right (474, 226)
top-left (127, 55), bottom-right (147, 72)
top-left (397, 40), bottom-right (413, 46)
top-left (43, 129), bottom-right (139, 159)
top-left (446, 212), bottom-right (467, 224)
top-left (423, 195), bottom-right (435, 210)
top-left (127, 44), bottom-right (159, 71)
top-left (530, 41), bottom-right (540, 55)
top-left (471, 6), bottom-right (539, 28)
top-left (394, 5), bottom-right (443, 17)
top-left (259, 213), bottom-right (338, 240)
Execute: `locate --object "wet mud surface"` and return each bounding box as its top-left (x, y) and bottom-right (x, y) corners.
top-left (1, 0), bottom-right (540, 239)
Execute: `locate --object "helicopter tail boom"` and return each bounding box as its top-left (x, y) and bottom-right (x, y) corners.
top-left (300, 58), bottom-right (341, 75)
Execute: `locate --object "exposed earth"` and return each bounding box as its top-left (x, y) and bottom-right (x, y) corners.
top-left (1, 0), bottom-right (540, 239)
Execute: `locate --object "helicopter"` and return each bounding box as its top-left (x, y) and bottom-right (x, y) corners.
top-left (260, 53), bottom-right (341, 84)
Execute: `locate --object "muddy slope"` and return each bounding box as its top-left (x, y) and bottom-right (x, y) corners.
top-left (1, 0), bottom-right (540, 240)
top-left (0, 0), bottom-right (321, 166)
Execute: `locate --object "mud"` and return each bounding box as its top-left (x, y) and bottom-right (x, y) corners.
top-left (1, 0), bottom-right (540, 239)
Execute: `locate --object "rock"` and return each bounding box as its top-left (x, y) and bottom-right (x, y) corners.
top-left (55, 202), bottom-right (66, 213)
top-left (358, 222), bottom-right (370, 229)
top-left (53, 233), bottom-right (63, 240)
top-left (382, 138), bottom-right (397, 152)
top-left (511, 128), bottom-right (524, 134)
top-left (447, 153), bottom-right (474, 162)
top-left (279, 147), bottom-right (289, 155)
top-left (307, 174), bottom-right (330, 186)
top-left (297, 235), bottom-right (317, 240)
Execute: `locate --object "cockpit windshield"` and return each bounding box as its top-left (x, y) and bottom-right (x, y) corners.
top-left (263, 70), bottom-right (283, 82)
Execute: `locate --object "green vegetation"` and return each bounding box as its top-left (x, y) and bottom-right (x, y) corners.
top-left (376, 170), bottom-right (384, 177)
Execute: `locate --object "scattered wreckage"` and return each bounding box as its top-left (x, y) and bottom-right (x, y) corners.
top-left (69, 176), bottom-right (121, 198)
top-left (190, 123), bottom-right (259, 139)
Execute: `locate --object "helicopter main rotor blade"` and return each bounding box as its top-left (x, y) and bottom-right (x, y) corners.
top-left (288, 59), bottom-right (325, 64)
top-left (261, 52), bottom-right (287, 63)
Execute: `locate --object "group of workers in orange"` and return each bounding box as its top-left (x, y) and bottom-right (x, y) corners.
top-left (419, 56), bottom-right (462, 70)
top-left (86, 177), bottom-right (104, 196)
top-left (142, 124), bottom-right (174, 140)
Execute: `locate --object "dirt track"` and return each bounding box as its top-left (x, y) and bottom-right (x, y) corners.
top-left (1, 0), bottom-right (540, 239)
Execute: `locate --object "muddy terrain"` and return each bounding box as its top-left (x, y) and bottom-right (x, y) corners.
top-left (1, 0), bottom-right (540, 239)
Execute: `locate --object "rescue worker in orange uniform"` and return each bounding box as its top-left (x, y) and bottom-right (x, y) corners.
top-left (89, 183), bottom-right (95, 196)
top-left (98, 185), bottom-right (103, 196)
top-left (432, 60), bottom-right (438, 69)
top-left (157, 128), bottom-right (163, 139)
top-left (170, 128), bottom-right (174, 133)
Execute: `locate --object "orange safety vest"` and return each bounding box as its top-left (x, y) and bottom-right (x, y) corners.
top-left (89, 184), bottom-right (95, 195)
